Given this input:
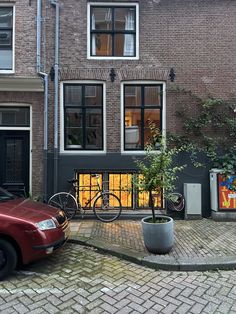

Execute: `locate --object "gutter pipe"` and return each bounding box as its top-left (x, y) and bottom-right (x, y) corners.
top-left (36, 0), bottom-right (49, 201)
top-left (51, 0), bottom-right (60, 194)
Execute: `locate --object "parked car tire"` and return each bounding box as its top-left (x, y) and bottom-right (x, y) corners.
top-left (0, 239), bottom-right (17, 280)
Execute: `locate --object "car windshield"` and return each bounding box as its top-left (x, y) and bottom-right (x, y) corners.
top-left (0, 188), bottom-right (15, 202)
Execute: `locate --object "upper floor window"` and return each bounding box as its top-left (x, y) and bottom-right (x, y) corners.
top-left (88, 3), bottom-right (139, 59)
top-left (0, 6), bottom-right (14, 73)
top-left (123, 84), bottom-right (164, 151)
top-left (63, 83), bottom-right (104, 151)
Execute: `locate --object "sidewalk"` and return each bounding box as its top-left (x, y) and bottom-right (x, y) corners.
top-left (69, 217), bottom-right (236, 271)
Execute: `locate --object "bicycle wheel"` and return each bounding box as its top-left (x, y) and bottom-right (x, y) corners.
top-left (93, 192), bottom-right (122, 222)
top-left (48, 192), bottom-right (78, 220)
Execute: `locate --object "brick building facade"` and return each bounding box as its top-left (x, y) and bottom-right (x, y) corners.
top-left (0, 0), bottom-right (235, 216)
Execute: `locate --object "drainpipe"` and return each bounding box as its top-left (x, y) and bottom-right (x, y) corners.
top-left (51, 0), bottom-right (60, 194)
top-left (36, 0), bottom-right (49, 201)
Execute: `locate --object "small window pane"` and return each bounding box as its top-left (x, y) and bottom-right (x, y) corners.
top-left (0, 107), bottom-right (30, 126)
top-left (65, 108), bottom-right (82, 128)
top-left (0, 8), bottom-right (13, 27)
top-left (85, 85), bottom-right (102, 106)
top-left (91, 8), bottom-right (112, 30)
top-left (144, 86), bottom-right (161, 106)
top-left (66, 128), bottom-right (83, 148)
top-left (144, 109), bottom-right (161, 145)
top-left (91, 33), bottom-right (112, 56)
top-left (114, 34), bottom-right (135, 57)
top-left (86, 109), bottom-right (102, 149)
top-left (0, 30), bottom-right (12, 47)
top-left (64, 85), bottom-right (82, 106)
top-left (125, 86), bottom-right (141, 107)
top-left (114, 8), bottom-right (135, 31)
top-left (125, 109), bottom-right (141, 149)
top-left (0, 49), bottom-right (12, 70)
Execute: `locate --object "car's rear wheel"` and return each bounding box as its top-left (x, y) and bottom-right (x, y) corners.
top-left (0, 239), bottom-right (17, 280)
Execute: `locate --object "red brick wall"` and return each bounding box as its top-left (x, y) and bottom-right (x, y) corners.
top-left (42, 0), bottom-right (236, 152)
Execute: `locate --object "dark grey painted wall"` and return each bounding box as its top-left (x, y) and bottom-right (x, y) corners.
top-left (47, 152), bottom-right (212, 218)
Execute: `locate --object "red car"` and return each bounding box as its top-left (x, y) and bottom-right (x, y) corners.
top-left (0, 188), bottom-right (70, 280)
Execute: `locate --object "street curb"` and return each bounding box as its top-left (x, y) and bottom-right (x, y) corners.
top-left (68, 238), bottom-right (236, 272)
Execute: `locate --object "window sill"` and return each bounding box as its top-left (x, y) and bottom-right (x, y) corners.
top-left (87, 56), bottom-right (139, 61)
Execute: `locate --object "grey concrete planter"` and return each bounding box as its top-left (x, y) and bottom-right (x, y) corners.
top-left (141, 216), bottom-right (174, 254)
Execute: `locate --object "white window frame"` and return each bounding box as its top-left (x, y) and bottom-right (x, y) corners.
top-left (0, 4), bottom-right (15, 74)
top-left (87, 2), bottom-right (139, 60)
top-left (121, 81), bottom-right (166, 155)
top-left (60, 80), bottom-right (107, 155)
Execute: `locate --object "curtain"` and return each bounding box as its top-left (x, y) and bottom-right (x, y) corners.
top-left (91, 13), bottom-right (96, 55)
top-left (124, 12), bottom-right (134, 56)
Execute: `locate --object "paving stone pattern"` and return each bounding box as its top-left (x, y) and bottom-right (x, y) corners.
top-left (71, 219), bottom-right (236, 259)
top-left (1, 243), bottom-right (236, 313)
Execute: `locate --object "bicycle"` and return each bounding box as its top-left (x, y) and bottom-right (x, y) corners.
top-left (48, 174), bottom-right (122, 222)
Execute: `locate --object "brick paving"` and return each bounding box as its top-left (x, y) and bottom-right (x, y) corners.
top-left (1, 244), bottom-right (236, 313)
top-left (70, 218), bottom-right (236, 259)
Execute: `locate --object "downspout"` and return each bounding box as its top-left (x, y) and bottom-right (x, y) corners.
top-left (51, 0), bottom-right (59, 193)
top-left (36, 0), bottom-right (48, 201)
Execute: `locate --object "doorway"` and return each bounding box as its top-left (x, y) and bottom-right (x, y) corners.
top-left (0, 131), bottom-right (29, 196)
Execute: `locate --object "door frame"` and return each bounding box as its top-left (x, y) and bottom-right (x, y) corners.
top-left (0, 103), bottom-right (32, 195)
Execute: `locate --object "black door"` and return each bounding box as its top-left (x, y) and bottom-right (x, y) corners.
top-left (0, 131), bottom-right (29, 195)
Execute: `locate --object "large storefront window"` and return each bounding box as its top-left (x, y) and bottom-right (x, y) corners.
top-left (75, 172), bottom-right (162, 209)
top-left (64, 84), bottom-right (103, 150)
top-left (124, 84), bottom-right (163, 150)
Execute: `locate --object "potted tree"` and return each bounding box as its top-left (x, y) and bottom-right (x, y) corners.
top-left (134, 122), bottom-right (185, 254)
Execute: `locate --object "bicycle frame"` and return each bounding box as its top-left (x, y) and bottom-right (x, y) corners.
top-left (71, 175), bottom-right (105, 210)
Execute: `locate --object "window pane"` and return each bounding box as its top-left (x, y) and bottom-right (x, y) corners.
top-left (64, 85), bottom-right (82, 106)
top-left (0, 49), bottom-right (12, 69)
top-left (91, 33), bottom-right (112, 56)
top-left (0, 30), bottom-right (12, 46)
top-left (91, 8), bottom-right (112, 30)
top-left (124, 86), bottom-right (141, 107)
top-left (86, 109), bottom-right (102, 149)
top-left (85, 85), bottom-right (102, 106)
top-left (144, 109), bottom-right (161, 146)
top-left (114, 34), bottom-right (134, 57)
top-left (65, 108), bottom-right (82, 128)
top-left (144, 86), bottom-right (161, 106)
top-left (65, 108), bottom-right (82, 148)
top-left (0, 107), bottom-right (30, 126)
top-left (114, 8), bottom-right (135, 31)
top-left (65, 128), bottom-right (83, 148)
top-left (0, 8), bottom-right (13, 27)
top-left (125, 109), bottom-right (141, 149)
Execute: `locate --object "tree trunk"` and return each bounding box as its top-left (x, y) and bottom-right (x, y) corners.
top-left (149, 190), bottom-right (156, 223)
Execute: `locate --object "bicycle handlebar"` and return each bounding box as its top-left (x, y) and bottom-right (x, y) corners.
top-left (68, 174), bottom-right (100, 185)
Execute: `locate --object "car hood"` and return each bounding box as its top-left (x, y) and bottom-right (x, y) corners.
top-left (0, 198), bottom-right (60, 223)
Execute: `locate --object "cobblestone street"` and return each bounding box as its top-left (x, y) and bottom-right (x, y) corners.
top-left (1, 243), bottom-right (236, 314)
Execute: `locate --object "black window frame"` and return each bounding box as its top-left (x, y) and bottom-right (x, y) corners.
top-left (124, 84), bottom-right (163, 151)
top-left (90, 5), bottom-right (137, 57)
top-left (63, 83), bottom-right (104, 151)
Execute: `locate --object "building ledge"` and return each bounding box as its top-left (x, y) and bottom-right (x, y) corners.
top-left (0, 77), bottom-right (44, 92)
